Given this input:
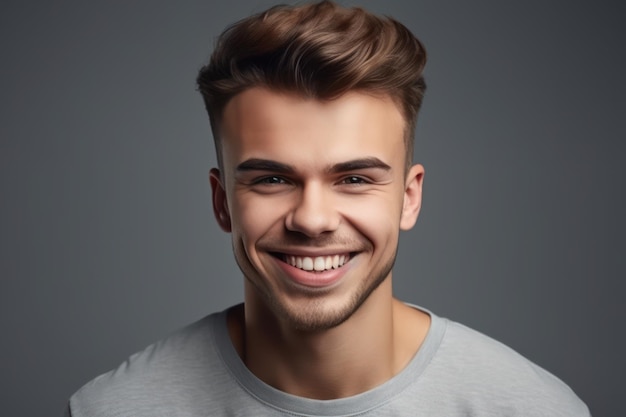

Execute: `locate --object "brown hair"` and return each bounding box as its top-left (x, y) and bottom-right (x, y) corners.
top-left (197, 0), bottom-right (427, 170)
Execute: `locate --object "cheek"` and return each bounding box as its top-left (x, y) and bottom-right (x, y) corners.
top-left (338, 195), bottom-right (402, 245)
top-left (231, 195), bottom-right (287, 245)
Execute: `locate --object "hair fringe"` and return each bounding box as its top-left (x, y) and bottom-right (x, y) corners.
top-left (197, 0), bottom-right (427, 169)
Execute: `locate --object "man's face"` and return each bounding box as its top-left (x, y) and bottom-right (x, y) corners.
top-left (211, 87), bottom-right (423, 331)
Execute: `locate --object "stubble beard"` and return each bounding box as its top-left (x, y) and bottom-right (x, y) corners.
top-left (236, 244), bottom-right (398, 333)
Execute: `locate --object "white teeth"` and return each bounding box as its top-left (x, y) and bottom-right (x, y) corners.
top-left (314, 257), bottom-right (325, 271)
top-left (302, 257), bottom-right (314, 271)
top-left (284, 254), bottom-right (349, 271)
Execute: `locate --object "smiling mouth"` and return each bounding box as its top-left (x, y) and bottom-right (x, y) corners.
top-left (272, 253), bottom-right (353, 272)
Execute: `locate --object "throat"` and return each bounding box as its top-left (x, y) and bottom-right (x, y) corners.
top-left (238, 304), bottom-right (398, 399)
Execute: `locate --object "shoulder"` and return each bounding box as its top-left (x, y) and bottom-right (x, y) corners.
top-left (423, 317), bottom-right (590, 416)
top-left (68, 310), bottom-right (233, 416)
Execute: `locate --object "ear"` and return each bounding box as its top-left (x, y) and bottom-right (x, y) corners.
top-left (400, 164), bottom-right (424, 231)
top-left (209, 168), bottom-right (232, 232)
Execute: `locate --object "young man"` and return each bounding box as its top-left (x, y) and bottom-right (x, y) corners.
top-left (67, 1), bottom-right (589, 415)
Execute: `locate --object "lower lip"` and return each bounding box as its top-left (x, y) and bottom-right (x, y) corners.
top-left (275, 257), bottom-right (351, 288)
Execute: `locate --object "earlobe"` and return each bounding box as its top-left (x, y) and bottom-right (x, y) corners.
top-left (400, 164), bottom-right (424, 231)
top-left (209, 168), bottom-right (232, 232)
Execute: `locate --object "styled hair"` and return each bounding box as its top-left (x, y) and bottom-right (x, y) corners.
top-left (197, 0), bottom-right (427, 170)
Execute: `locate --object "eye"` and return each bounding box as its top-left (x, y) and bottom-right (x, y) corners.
top-left (253, 176), bottom-right (287, 185)
top-left (341, 176), bottom-right (368, 185)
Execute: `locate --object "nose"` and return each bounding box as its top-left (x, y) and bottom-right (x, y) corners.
top-left (285, 182), bottom-right (340, 237)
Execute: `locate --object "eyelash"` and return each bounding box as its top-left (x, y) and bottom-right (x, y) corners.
top-left (340, 176), bottom-right (368, 185)
top-left (253, 176), bottom-right (287, 185)
top-left (252, 175), bottom-right (370, 186)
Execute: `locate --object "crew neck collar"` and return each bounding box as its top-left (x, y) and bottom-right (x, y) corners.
top-left (211, 303), bottom-right (446, 416)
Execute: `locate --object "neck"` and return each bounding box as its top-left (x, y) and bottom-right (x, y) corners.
top-left (228, 279), bottom-right (430, 399)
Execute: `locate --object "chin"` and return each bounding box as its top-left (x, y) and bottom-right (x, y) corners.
top-left (266, 271), bottom-right (390, 332)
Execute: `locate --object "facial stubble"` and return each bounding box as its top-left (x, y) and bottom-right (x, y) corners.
top-left (234, 239), bottom-right (399, 332)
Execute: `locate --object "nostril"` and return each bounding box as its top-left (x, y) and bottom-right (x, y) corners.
top-left (284, 206), bottom-right (340, 238)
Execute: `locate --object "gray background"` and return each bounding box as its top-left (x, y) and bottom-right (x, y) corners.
top-left (1, 0), bottom-right (623, 415)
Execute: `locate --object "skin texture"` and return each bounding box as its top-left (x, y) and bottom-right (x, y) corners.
top-left (210, 87), bottom-right (430, 399)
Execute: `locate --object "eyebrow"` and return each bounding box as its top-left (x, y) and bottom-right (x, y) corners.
top-left (328, 157), bottom-right (391, 174)
top-left (235, 157), bottom-right (391, 174)
top-left (236, 159), bottom-right (294, 173)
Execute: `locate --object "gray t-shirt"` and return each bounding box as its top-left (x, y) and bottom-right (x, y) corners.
top-left (67, 305), bottom-right (590, 416)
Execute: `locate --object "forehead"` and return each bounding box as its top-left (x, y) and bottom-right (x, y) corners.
top-left (220, 88), bottom-right (406, 169)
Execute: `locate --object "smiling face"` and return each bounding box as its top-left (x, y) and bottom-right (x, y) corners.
top-left (211, 88), bottom-right (423, 331)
